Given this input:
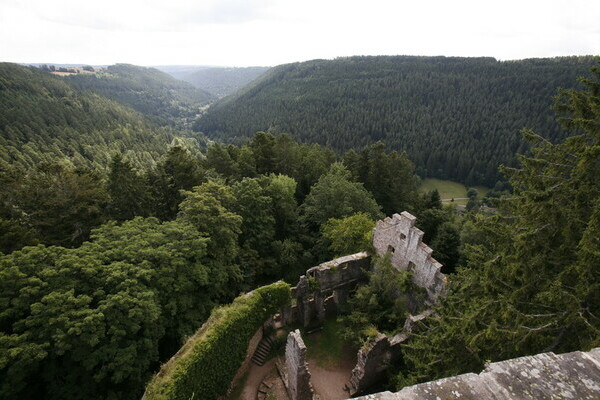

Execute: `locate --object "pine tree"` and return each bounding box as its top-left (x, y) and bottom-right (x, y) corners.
top-left (398, 62), bottom-right (600, 388)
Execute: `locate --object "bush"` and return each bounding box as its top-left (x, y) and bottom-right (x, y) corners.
top-left (144, 281), bottom-right (291, 400)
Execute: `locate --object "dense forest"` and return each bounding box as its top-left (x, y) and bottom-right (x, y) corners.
top-left (1, 127), bottom-right (440, 398)
top-left (66, 64), bottom-right (215, 127)
top-left (0, 58), bottom-right (598, 400)
top-left (159, 65), bottom-right (271, 98)
top-left (0, 63), bottom-right (200, 170)
top-left (194, 55), bottom-right (597, 185)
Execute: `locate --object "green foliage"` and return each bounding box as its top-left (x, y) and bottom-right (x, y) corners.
top-left (143, 281), bottom-right (291, 400)
top-left (195, 56), bottom-right (597, 186)
top-left (107, 154), bottom-right (152, 220)
top-left (66, 64), bottom-right (215, 128)
top-left (265, 173), bottom-right (299, 240)
top-left (397, 62), bottom-right (600, 387)
top-left (322, 212), bottom-right (375, 256)
top-left (341, 255), bottom-right (415, 345)
top-left (302, 162), bottom-right (383, 230)
top-left (0, 63), bottom-right (182, 171)
top-left (343, 142), bottom-right (418, 216)
top-left (0, 217), bottom-right (230, 399)
top-left (231, 177), bottom-right (277, 282)
top-left (0, 163), bottom-right (109, 248)
top-left (430, 222), bottom-right (461, 274)
top-left (179, 181), bottom-right (242, 266)
top-left (150, 146), bottom-right (205, 220)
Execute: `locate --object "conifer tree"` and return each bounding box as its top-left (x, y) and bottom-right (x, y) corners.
top-left (397, 63), bottom-right (600, 388)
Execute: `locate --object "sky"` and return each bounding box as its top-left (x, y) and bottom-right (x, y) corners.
top-left (1, 0), bottom-right (598, 67)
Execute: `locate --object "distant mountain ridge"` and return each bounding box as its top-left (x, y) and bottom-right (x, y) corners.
top-left (159, 66), bottom-right (271, 98)
top-left (66, 64), bottom-right (215, 128)
top-left (193, 55), bottom-right (598, 185)
top-left (0, 63), bottom-right (198, 170)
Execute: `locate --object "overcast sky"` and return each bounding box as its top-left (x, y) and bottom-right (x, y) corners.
top-left (1, 0), bottom-right (598, 67)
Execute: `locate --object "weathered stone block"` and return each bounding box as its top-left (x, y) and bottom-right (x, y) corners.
top-left (285, 330), bottom-right (314, 400)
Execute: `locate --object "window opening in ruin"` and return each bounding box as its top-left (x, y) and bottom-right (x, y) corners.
top-left (387, 245), bottom-right (395, 254)
top-left (408, 261), bottom-right (416, 273)
top-left (400, 233), bottom-right (407, 240)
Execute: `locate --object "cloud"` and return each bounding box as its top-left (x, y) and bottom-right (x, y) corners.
top-left (15, 0), bottom-right (277, 32)
top-left (0, 0), bottom-right (598, 66)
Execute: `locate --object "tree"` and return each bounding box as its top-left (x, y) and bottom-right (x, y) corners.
top-left (0, 217), bottom-right (230, 400)
top-left (231, 178), bottom-right (277, 282)
top-left (264, 174), bottom-right (299, 240)
top-left (248, 131), bottom-right (276, 174)
top-left (204, 142), bottom-right (238, 179)
top-left (430, 222), bottom-right (461, 274)
top-left (178, 181), bottom-right (242, 273)
top-left (322, 212), bottom-right (375, 256)
top-left (397, 62), bottom-right (600, 388)
top-left (302, 162), bottom-right (383, 230)
top-left (106, 154), bottom-right (151, 221)
top-left (0, 163), bottom-right (109, 248)
top-left (150, 146), bottom-right (204, 220)
top-left (341, 255), bottom-right (414, 345)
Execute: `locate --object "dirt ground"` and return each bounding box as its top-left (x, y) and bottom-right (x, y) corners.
top-left (308, 354), bottom-right (355, 400)
top-left (230, 352), bottom-right (355, 400)
top-left (233, 359), bottom-right (278, 400)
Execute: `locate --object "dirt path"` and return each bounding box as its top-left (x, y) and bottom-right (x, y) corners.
top-left (308, 354), bottom-right (355, 400)
top-left (235, 359), bottom-right (276, 400)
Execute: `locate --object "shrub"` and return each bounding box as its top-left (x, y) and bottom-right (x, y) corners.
top-left (144, 281), bottom-right (291, 400)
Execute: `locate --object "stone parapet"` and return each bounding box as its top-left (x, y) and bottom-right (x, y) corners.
top-left (352, 347), bottom-right (600, 400)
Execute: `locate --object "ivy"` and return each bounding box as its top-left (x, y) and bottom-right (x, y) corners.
top-left (144, 281), bottom-right (291, 400)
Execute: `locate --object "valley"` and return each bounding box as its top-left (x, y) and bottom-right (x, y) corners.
top-left (0, 57), bottom-right (598, 400)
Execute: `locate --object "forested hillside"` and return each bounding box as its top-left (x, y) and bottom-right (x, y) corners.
top-left (0, 63), bottom-right (198, 170)
top-left (0, 129), bottom-right (430, 399)
top-left (173, 66), bottom-right (271, 98)
top-left (1, 57), bottom-right (598, 400)
top-left (194, 56), bottom-right (597, 185)
top-left (67, 64), bottom-right (215, 127)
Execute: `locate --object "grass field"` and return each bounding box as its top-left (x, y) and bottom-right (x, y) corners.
top-left (420, 178), bottom-right (490, 205)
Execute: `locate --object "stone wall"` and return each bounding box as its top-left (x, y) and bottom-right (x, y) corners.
top-left (346, 333), bottom-right (392, 395)
top-left (284, 330), bottom-right (314, 400)
top-left (345, 310), bottom-right (433, 397)
top-left (281, 252), bottom-right (371, 328)
top-left (372, 212), bottom-right (446, 304)
top-left (351, 347), bottom-right (600, 399)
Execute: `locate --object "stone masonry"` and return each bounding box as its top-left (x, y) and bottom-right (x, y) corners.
top-left (372, 212), bottom-right (447, 304)
top-left (351, 347), bottom-right (600, 400)
top-left (346, 333), bottom-right (392, 395)
top-left (285, 330), bottom-right (314, 400)
top-left (281, 252), bottom-right (370, 328)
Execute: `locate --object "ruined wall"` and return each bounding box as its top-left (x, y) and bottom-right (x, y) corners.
top-left (346, 333), bottom-right (392, 396)
top-left (285, 330), bottom-right (314, 400)
top-left (345, 213), bottom-right (446, 395)
top-left (351, 347), bottom-right (600, 400)
top-left (372, 212), bottom-right (446, 304)
top-left (345, 310), bottom-right (433, 396)
top-left (283, 252), bottom-right (371, 327)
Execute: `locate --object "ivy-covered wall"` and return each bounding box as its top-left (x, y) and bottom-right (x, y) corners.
top-left (143, 281), bottom-right (291, 400)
